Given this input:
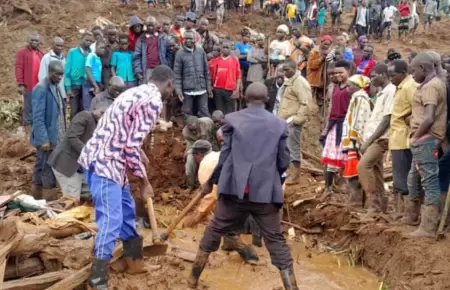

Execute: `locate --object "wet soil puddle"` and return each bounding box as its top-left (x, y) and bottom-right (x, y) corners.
top-left (168, 227), bottom-right (380, 290)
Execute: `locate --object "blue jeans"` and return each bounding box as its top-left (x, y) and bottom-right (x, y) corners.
top-left (408, 136), bottom-right (441, 206)
top-left (82, 81), bottom-right (104, 111)
top-left (182, 92), bottom-right (211, 118)
top-left (438, 148), bottom-right (450, 193)
top-left (32, 148), bottom-right (56, 189)
top-left (85, 170), bottom-right (139, 260)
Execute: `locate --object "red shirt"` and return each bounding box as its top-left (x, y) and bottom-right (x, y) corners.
top-left (208, 57), bottom-right (218, 83)
top-left (31, 50), bottom-right (40, 89)
top-left (399, 3), bottom-right (410, 17)
top-left (329, 85), bottom-right (351, 120)
top-left (128, 31), bottom-right (138, 51)
top-left (213, 56), bottom-right (241, 91)
top-left (146, 36), bottom-right (160, 69)
top-left (169, 26), bottom-right (183, 43)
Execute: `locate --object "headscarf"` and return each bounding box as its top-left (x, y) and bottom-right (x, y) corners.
top-left (348, 74), bottom-right (371, 89)
top-left (256, 33), bottom-right (265, 40)
top-left (321, 35), bottom-right (333, 44)
top-left (277, 24), bottom-right (290, 35)
top-left (357, 35), bottom-right (367, 46)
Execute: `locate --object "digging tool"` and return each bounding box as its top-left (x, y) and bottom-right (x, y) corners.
top-left (436, 189), bottom-right (450, 240)
top-left (161, 190), bottom-right (203, 241)
top-left (143, 196), bottom-right (168, 256)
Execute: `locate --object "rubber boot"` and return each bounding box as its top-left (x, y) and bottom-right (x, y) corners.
top-left (401, 197), bottom-right (421, 225)
top-left (320, 171), bottom-right (334, 201)
top-left (187, 250), bottom-right (210, 288)
top-left (280, 266), bottom-right (299, 290)
top-left (367, 192), bottom-right (383, 213)
top-left (410, 205), bottom-right (440, 238)
top-left (31, 184), bottom-right (43, 199)
top-left (222, 234), bottom-right (259, 264)
top-left (285, 164), bottom-right (301, 185)
top-left (347, 185), bottom-right (363, 208)
top-left (42, 188), bottom-right (58, 201)
top-left (392, 193), bottom-right (405, 220)
top-left (252, 232), bottom-right (263, 247)
top-left (123, 236), bottom-right (148, 274)
top-left (87, 258), bottom-right (110, 290)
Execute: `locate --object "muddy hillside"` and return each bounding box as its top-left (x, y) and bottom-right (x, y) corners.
top-left (1, 0), bottom-right (450, 289)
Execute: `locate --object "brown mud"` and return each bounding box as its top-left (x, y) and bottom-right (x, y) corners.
top-left (1, 0), bottom-right (450, 289)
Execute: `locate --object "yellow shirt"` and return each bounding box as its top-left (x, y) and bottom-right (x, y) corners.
top-left (389, 75), bottom-right (418, 150)
top-left (287, 3), bottom-right (298, 18)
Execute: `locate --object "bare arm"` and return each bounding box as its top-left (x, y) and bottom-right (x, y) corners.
top-left (412, 104), bottom-right (436, 140)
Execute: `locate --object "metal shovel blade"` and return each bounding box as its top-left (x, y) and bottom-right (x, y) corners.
top-left (142, 243), bottom-right (168, 257)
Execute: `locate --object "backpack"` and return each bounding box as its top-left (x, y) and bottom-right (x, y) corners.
top-left (331, 0), bottom-right (340, 14)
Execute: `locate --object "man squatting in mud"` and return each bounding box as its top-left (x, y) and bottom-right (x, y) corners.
top-left (187, 82), bottom-right (299, 290)
top-left (77, 65), bottom-right (175, 289)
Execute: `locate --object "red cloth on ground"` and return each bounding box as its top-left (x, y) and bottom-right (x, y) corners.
top-left (213, 56), bottom-right (241, 91)
top-left (146, 36), bottom-right (160, 69)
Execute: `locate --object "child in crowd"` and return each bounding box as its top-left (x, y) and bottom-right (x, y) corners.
top-left (317, 2), bottom-right (327, 36)
top-left (286, 1), bottom-right (298, 25)
top-left (111, 34), bottom-right (136, 89)
top-left (307, 0), bottom-right (318, 35)
top-left (83, 41), bottom-right (106, 111)
top-left (212, 41), bottom-right (242, 115)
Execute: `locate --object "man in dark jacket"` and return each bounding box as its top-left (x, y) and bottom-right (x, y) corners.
top-left (187, 82), bottom-right (298, 290)
top-left (48, 109), bottom-right (105, 202)
top-left (15, 32), bottom-right (45, 133)
top-left (101, 24), bottom-right (118, 89)
top-left (197, 18), bottom-right (219, 54)
top-left (133, 16), bottom-right (169, 85)
top-left (264, 69), bottom-right (285, 114)
top-left (30, 60), bottom-right (66, 201)
top-left (174, 30), bottom-right (212, 118)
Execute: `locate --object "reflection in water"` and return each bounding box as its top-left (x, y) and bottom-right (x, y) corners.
top-left (170, 228), bottom-right (379, 290)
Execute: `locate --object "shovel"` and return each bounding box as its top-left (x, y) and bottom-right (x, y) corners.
top-left (436, 188), bottom-right (450, 240)
top-left (161, 190), bottom-right (203, 241)
top-left (142, 196), bottom-right (168, 256)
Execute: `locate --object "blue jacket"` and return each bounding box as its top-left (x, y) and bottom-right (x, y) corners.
top-left (132, 33), bottom-right (169, 81)
top-left (30, 78), bottom-right (65, 147)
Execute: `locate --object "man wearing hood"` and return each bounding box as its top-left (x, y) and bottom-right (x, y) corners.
top-left (128, 16), bottom-right (144, 52)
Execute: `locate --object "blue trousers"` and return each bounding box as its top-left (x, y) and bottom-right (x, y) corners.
top-left (408, 136), bottom-right (441, 206)
top-left (85, 170), bottom-right (139, 260)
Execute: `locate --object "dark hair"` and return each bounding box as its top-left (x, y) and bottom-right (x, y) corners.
top-left (283, 59), bottom-right (297, 70)
top-left (81, 31), bottom-right (93, 39)
top-left (192, 148), bottom-right (210, 155)
top-left (48, 60), bottom-right (63, 72)
top-left (96, 40), bottom-right (106, 49)
top-left (104, 24), bottom-right (117, 32)
top-left (334, 60), bottom-right (352, 71)
top-left (91, 25), bottom-right (102, 32)
top-left (241, 28), bottom-right (250, 37)
top-left (118, 34), bottom-right (128, 41)
top-left (390, 59), bottom-right (409, 74)
top-left (149, 65), bottom-right (175, 83)
top-left (372, 63), bottom-right (389, 75)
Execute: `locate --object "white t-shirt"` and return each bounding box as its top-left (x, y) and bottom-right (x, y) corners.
top-left (357, 7), bottom-right (367, 27)
top-left (269, 40), bottom-right (291, 61)
top-left (383, 6), bottom-right (398, 23)
top-left (363, 83), bottom-right (396, 142)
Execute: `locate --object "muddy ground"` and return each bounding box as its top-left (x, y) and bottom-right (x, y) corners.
top-left (2, 0), bottom-right (450, 289)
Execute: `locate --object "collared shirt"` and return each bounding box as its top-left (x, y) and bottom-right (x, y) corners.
top-left (410, 76), bottom-right (447, 141)
top-left (273, 82), bottom-right (283, 115)
top-left (39, 50), bottom-right (67, 99)
top-left (78, 83), bottom-right (162, 186)
top-left (363, 83), bottom-right (396, 142)
top-left (86, 52), bottom-right (103, 83)
top-left (389, 75), bottom-right (418, 150)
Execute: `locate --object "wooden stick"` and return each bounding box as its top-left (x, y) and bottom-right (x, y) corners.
top-left (437, 188), bottom-right (450, 239)
top-left (3, 270), bottom-right (72, 290)
top-left (281, 220), bottom-right (323, 234)
top-left (301, 150), bottom-right (322, 164)
top-left (0, 191), bottom-right (22, 208)
top-left (0, 259), bottom-right (6, 290)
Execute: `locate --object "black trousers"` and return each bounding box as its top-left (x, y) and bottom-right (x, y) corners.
top-left (214, 88), bottom-right (235, 115)
top-left (69, 85), bottom-right (83, 120)
top-left (392, 149), bottom-right (413, 196)
top-left (199, 195), bottom-right (293, 270)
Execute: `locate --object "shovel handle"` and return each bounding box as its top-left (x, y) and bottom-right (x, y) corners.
top-left (161, 190), bottom-right (203, 241)
top-left (437, 189), bottom-right (450, 237)
top-left (146, 197), bottom-right (162, 244)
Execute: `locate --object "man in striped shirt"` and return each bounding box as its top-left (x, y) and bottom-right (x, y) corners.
top-left (78, 65), bottom-right (175, 289)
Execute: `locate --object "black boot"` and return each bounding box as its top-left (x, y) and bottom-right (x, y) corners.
top-left (280, 266), bottom-right (299, 290)
top-left (87, 258), bottom-right (110, 290)
top-left (187, 250), bottom-right (210, 288)
top-left (123, 236), bottom-right (147, 274)
top-left (222, 234), bottom-right (259, 264)
top-left (252, 232), bottom-right (263, 247)
top-left (320, 171), bottom-right (334, 201)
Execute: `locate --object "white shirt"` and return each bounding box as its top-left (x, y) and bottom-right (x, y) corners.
top-left (383, 6), bottom-right (398, 23)
top-left (363, 83), bottom-right (396, 142)
top-left (357, 7), bottom-right (367, 27)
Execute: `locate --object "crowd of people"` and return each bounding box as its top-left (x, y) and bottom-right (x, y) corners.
top-left (12, 5), bottom-right (450, 290)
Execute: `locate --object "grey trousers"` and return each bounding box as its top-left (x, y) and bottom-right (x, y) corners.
top-left (185, 149), bottom-right (198, 187)
top-left (287, 123), bottom-right (302, 164)
top-left (23, 91), bottom-right (33, 126)
top-left (52, 168), bottom-right (90, 201)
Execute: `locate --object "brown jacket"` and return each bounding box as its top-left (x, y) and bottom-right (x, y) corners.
top-left (306, 48), bottom-right (326, 88)
top-left (277, 72), bottom-right (314, 126)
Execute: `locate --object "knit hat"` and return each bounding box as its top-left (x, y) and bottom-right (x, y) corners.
top-left (192, 140), bottom-right (212, 151)
top-left (321, 35), bottom-right (333, 43)
top-left (348, 75), bottom-right (371, 89)
top-left (277, 24), bottom-right (289, 35)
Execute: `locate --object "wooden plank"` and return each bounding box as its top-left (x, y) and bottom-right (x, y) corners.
top-left (0, 191), bottom-right (22, 208)
top-left (3, 270), bottom-right (71, 290)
